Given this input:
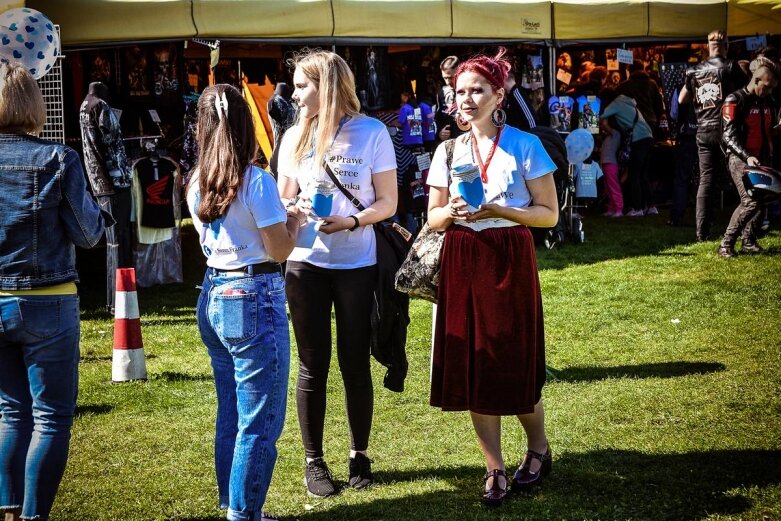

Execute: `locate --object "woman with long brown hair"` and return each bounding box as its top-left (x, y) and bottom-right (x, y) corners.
top-left (186, 83), bottom-right (304, 521)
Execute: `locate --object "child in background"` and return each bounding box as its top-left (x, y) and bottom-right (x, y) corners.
top-left (599, 118), bottom-right (624, 217)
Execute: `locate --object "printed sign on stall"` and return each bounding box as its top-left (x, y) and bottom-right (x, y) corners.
top-left (556, 68), bottom-right (572, 86)
top-left (617, 49), bottom-right (634, 65)
top-left (746, 35), bottom-right (767, 51)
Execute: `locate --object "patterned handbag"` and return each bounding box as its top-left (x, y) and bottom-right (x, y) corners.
top-left (394, 222), bottom-right (445, 303)
top-left (393, 139), bottom-right (455, 303)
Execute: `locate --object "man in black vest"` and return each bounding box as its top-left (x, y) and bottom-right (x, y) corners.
top-left (679, 30), bottom-right (747, 241)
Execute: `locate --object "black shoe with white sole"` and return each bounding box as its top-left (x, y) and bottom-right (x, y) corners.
top-left (304, 458), bottom-right (338, 498)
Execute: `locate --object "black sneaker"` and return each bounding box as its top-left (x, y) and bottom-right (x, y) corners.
top-left (304, 458), bottom-right (338, 498)
top-left (348, 453), bottom-right (373, 489)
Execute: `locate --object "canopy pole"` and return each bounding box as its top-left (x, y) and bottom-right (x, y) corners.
top-left (549, 44), bottom-right (556, 98)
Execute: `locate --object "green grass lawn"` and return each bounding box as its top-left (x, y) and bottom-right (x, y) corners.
top-left (59, 210), bottom-right (781, 520)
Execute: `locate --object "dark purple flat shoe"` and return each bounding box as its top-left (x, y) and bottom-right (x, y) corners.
top-left (482, 468), bottom-right (508, 507)
top-left (511, 445), bottom-right (552, 492)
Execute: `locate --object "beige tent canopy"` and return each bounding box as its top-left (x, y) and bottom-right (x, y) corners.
top-left (24, 0), bottom-right (781, 46)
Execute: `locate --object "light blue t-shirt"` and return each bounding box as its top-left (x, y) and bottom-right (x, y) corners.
top-left (186, 165), bottom-right (287, 270)
top-left (574, 160), bottom-right (603, 199)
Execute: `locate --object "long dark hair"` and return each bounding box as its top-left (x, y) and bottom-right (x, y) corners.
top-left (193, 84), bottom-right (258, 223)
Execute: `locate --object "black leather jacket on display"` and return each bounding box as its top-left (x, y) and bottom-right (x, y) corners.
top-left (722, 87), bottom-right (778, 164)
top-left (685, 57), bottom-right (747, 134)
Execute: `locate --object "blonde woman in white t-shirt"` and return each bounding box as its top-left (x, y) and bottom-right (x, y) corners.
top-left (426, 48), bottom-right (559, 507)
top-left (277, 50), bottom-right (397, 498)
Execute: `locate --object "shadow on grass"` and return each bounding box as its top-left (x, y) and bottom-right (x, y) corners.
top-left (551, 361), bottom-right (726, 382)
top-left (156, 371), bottom-right (212, 382)
top-left (74, 403), bottom-right (114, 417)
top-left (80, 353), bottom-right (158, 363)
top-left (272, 449), bottom-right (781, 520)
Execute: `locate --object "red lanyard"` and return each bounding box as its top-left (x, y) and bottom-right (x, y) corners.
top-left (472, 127), bottom-right (502, 183)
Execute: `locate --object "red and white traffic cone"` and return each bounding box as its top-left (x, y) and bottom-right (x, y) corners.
top-left (112, 268), bottom-right (147, 382)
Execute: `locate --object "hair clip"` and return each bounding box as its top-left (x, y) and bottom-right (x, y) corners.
top-left (214, 91), bottom-right (229, 120)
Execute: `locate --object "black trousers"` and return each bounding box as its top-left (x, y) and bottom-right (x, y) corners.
top-left (627, 137), bottom-right (653, 211)
top-left (695, 131), bottom-right (727, 240)
top-left (285, 260), bottom-right (377, 459)
top-left (669, 135), bottom-right (699, 225)
top-left (97, 189), bottom-right (133, 312)
top-left (721, 154), bottom-right (764, 247)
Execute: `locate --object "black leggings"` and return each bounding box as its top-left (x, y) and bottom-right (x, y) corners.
top-left (627, 137), bottom-right (653, 211)
top-left (285, 261), bottom-right (377, 459)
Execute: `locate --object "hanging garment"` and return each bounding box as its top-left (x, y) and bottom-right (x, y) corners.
top-left (135, 156), bottom-right (177, 228)
top-left (131, 156), bottom-right (183, 287)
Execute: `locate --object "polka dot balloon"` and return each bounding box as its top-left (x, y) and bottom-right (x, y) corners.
top-left (564, 128), bottom-right (595, 165)
top-left (0, 8), bottom-right (59, 79)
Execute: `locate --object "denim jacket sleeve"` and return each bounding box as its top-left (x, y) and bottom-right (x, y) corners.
top-left (60, 148), bottom-right (106, 248)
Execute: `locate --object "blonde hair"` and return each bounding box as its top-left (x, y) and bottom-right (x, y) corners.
top-left (289, 50), bottom-right (360, 169)
top-left (0, 62), bottom-right (46, 135)
top-left (708, 30), bottom-right (727, 44)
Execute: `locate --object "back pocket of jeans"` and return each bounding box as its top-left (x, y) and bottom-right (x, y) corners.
top-left (17, 299), bottom-right (61, 339)
top-left (208, 291), bottom-right (258, 344)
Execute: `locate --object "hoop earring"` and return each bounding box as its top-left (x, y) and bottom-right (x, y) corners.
top-left (491, 108), bottom-right (507, 128)
top-left (456, 112), bottom-right (471, 132)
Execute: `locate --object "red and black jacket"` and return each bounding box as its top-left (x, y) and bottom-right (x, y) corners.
top-left (722, 87), bottom-right (778, 164)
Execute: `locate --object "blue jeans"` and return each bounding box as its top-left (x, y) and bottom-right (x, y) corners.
top-left (196, 269), bottom-right (290, 521)
top-left (0, 295), bottom-right (80, 520)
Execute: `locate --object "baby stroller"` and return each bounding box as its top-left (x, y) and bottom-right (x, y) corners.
top-left (547, 163), bottom-right (585, 248)
top-left (528, 127), bottom-right (587, 249)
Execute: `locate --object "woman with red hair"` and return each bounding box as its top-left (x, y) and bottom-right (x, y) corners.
top-left (426, 48), bottom-right (559, 507)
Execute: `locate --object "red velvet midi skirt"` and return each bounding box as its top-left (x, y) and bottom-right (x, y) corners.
top-left (430, 224), bottom-right (546, 415)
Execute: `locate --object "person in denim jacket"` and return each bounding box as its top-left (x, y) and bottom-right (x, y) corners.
top-left (186, 84), bottom-right (303, 521)
top-left (0, 63), bottom-right (106, 521)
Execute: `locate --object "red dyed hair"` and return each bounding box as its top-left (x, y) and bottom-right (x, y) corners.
top-left (454, 47), bottom-right (512, 93)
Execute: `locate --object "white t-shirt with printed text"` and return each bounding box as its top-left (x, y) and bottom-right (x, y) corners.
top-left (277, 114), bottom-right (397, 269)
top-left (186, 165), bottom-right (287, 270)
top-left (426, 125), bottom-right (556, 231)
